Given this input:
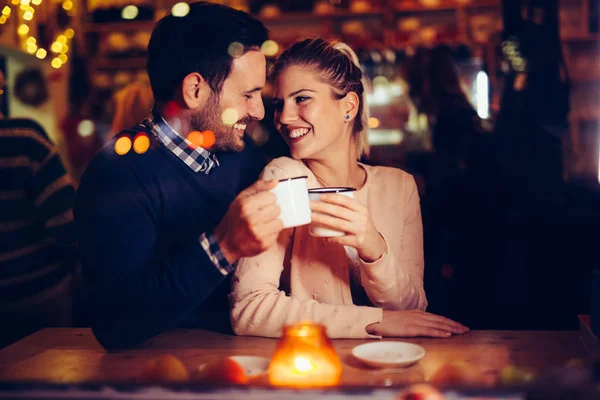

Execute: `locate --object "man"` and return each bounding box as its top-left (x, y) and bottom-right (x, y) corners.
top-left (75, 2), bottom-right (283, 350)
top-left (0, 117), bottom-right (77, 348)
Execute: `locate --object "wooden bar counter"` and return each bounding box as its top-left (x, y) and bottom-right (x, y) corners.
top-left (0, 329), bottom-right (587, 387)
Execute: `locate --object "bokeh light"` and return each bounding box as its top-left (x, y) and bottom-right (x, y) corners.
top-left (51, 58), bottom-right (62, 69)
top-left (228, 42), bottom-right (244, 58)
top-left (368, 117), bottom-right (380, 129)
top-left (35, 48), bottom-right (47, 59)
top-left (122, 5), bottom-right (139, 20)
top-left (62, 0), bottom-right (73, 11)
top-left (64, 28), bottom-right (75, 39)
top-left (188, 131), bottom-right (203, 148)
top-left (17, 24), bottom-right (29, 35)
top-left (171, 2), bottom-right (190, 17)
top-left (77, 120), bottom-right (94, 137)
top-left (221, 108), bottom-right (239, 126)
top-left (201, 130), bottom-right (215, 149)
top-left (133, 134), bottom-right (150, 154)
top-left (260, 40), bottom-right (279, 57)
top-left (115, 136), bottom-right (132, 155)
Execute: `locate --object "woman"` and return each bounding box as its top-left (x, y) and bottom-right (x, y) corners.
top-left (230, 38), bottom-right (468, 339)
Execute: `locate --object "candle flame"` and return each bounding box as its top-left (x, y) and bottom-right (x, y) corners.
top-left (293, 356), bottom-right (315, 374)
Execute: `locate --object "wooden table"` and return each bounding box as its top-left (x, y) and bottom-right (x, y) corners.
top-left (0, 329), bottom-right (587, 387)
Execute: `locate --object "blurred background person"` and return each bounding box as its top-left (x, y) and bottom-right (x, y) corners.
top-left (109, 81), bottom-right (154, 138)
top-left (0, 116), bottom-right (78, 348)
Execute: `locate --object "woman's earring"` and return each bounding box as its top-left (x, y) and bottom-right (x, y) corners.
top-left (345, 115), bottom-right (350, 121)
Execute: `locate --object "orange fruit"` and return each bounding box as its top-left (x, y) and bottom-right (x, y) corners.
top-left (396, 383), bottom-right (446, 400)
top-left (431, 361), bottom-right (480, 386)
top-left (140, 354), bottom-right (190, 382)
top-left (194, 358), bottom-right (248, 385)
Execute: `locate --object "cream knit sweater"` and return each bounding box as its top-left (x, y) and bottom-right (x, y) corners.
top-left (230, 157), bottom-right (427, 339)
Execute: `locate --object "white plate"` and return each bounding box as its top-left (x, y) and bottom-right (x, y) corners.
top-left (352, 341), bottom-right (425, 368)
top-left (228, 356), bottom-right (270, 377)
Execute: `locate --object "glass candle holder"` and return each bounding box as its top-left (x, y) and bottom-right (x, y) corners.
top-left (268, 322), bottom-right (342, 388)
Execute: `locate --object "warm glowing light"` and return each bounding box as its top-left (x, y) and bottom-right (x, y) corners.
top-left (228, 42), bottom-right (244, 58)
top-left (202, 130), bottom-right (215, 148)
top-left (133, 134), bottom-right (150, 154)
top-left (51, 58), bottom-right (63, 69)
top-left (64, 28), bottom-right (75, 39)
top-left (26, 43), bottom-right (37, 54)
top-left (35, 48), bottom-right (47, 59)
top-left (121, 5), bottom-right (139, 20)
top-left (62, 0), bottom-right (73, 11)
top-left (368, 117), bottom-right (380, 129)
top-left (221, 108), bottom-right (239, 126)
top-left (26, 36), bottom-right (36, 45)
top-left (115, 136), bottom-right (132, 155)
top-left (57, 35), bottom-right (67, 45)
top-left (77, 120), bottom-right (94, 137)
top-left (372, 76), bottom-right (388, 87)
top-left (260, 40), bottom-right (279, 57)
top-left (293, 357), bottom-right (316, 374)
top-left (31, 0), bottom-right (41, 4)
top-left (51, 42), bottom-right (62, 53)
top-left (475, 71), bottom-right (489, 119)
top-left (188, 131), bottom-right (203, 148)
top-left (171, 2), bottom-right (190, 17)
top-left (23, 10), bottom-right (33, 20)
top-left (58, 53), bottom-right (68, 63)
top-left (20, 0), bottom-right (30, 5)
top-left (2, 6), bottom-right (11, 16)
top-left (0, 16), bottom-right (6, 24)
top-left (60, 44), bottom-right (69, 54)
top-left (269, 322), bottom-right (342, 388)
top-left (11, 0), bottom-right (19, 5)
top-left (17, 24), bottom-right (29, 35)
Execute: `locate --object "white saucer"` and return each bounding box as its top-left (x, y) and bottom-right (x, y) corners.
top-left (352, 341), bottom-right (425, 368)
top-left (228, 356), bottom-right (270, 377)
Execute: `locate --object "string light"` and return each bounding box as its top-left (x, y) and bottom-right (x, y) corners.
top-left (3, 0), bottom-right (76, 69)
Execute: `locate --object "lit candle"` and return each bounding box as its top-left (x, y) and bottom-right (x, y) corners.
top-left (269, 322), bottom-right (342, 388)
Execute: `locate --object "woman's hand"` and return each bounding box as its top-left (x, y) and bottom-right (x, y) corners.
top-left (366, 310), bottom-right (469, 338)
top-left (310, 193), bottom-right (387, 262)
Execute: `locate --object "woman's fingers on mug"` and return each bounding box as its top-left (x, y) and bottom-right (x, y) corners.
top-left (310, 200), bottom-right (355, 222)
top-left (310, 211), bottom-right (355, 234)
top-left (319, 193), bottom-right (359, 210)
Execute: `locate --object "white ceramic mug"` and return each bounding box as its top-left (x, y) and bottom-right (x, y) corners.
top-left (270, 176), bottom-right (311, 229)
top-left (308, 187), bottom-right (356, 237)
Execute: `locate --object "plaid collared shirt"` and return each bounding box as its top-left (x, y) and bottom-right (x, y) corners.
top-left (143, 108), bottom-right (234, 275)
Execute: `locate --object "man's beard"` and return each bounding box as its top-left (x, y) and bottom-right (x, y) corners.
top-left (189, 92), bottom-right (245, 153)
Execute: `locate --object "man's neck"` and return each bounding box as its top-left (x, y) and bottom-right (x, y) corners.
top-left (155, 103), bottom-right (192, 139)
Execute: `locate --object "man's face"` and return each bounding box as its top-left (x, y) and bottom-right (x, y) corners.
top-left (191, 50), bottom-right (266, 153)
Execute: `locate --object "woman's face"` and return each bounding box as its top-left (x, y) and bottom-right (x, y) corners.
top-left (273, 65), bottom-right (351, 161)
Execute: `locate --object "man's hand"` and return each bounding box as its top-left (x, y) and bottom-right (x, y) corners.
top-left (214, 179), bottom-right (283, 264)
top-left (366, 310), bottom-right (469, 338)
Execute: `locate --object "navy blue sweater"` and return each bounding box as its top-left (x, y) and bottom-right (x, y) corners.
top-left (75, 130), bottom-right (264, 350)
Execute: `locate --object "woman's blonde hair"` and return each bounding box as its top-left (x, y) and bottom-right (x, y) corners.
top-left (271, 38), bottom-right (370, 158)
top-left (110, 81), bottom-right (154, 137)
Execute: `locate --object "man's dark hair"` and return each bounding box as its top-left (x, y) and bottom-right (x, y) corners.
top-left (147, 1), bottom-right (268, 103)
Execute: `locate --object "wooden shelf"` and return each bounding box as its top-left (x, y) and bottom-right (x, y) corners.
top-left (394, 0), bottom-right (499, 13)
top-left (92, 57), bottom-right (147, 70)
top-left (83, 20), bottom-right (155, 33)
top-left (259, 10), bottom-right (384, 24)
top-left (562, 34), bottom-right (600, 43)
top-left (572, 110), bottom-right (600, 123)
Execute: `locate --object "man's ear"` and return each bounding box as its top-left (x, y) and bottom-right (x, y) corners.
top-left (181, 72), bottom-right (211, 109)
top-left (341, 91), bottom-right (360, 121)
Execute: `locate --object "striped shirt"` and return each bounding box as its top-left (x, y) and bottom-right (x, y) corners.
top-left (0, 118), bottom-right (77, 308)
